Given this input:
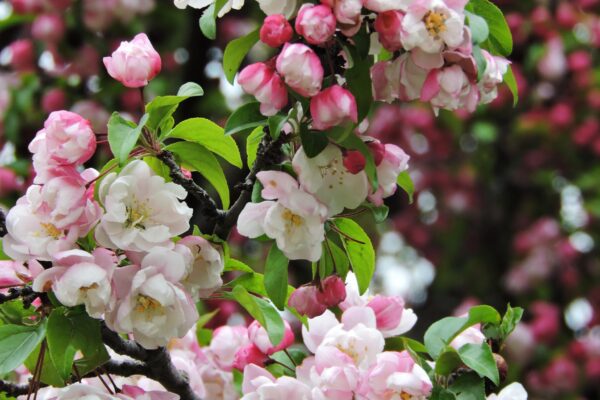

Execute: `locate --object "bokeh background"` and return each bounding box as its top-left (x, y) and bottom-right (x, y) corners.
top-left (1, 0), bottom-right (600, 398)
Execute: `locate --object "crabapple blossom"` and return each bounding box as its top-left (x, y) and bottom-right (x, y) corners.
top-left (276, 43), bottom-right (324, 97)
top-left (238, 63), bottom-right (288, 116)
top-left (372, 53), bottom-right (429, 103)
top-left (232, 343), bottom-right (268, 370)
top-left (3, 172), bottom-right (102, 261)
top-left (236, 171), bottom-right (327, 261)
top-left (321, 0), bottom-right (362, 36)
top-left (28, 110), bottom-right (97, 183)
top-left (209, 325), bottom-right (251, 371)
top-left (364, 0), bottom-right (411, 12)
top-left (301, 310), bottom-right (341, 353)
top-left (177, 235), bottom-right (224, 297)
top-left (315, 275), bottom-right (347, 308)
top-left (247, 320), bottom-right (295, 355)
top-left (293, 144), bottom-right (368, 216)
top-left (374, 10), bottom-right (405, 52)
top-left (95, 160), bottom-right (193, 252)
top-left (358, 351), bottom-right (433, 399)
top-left (33, 248), bottom-right (117, 318)
top-left (103, 33), bottom-right (161, 88)
top-left (259, 14), bottom-right (293, 48)
top-left (401, 0), bottom-right (467, 54)
top-left (31, 14), bottom-right (65, 43)
top-left (479, 50), bottom-right (511, 104)
top-left (302, 346), bottom-right (361, 399)
top-left (0, 261), bottom-right (31, 287)
top-left (107, 247), bottom-right (198, 349)
top-left (295, 4), bottom-right (336, 45)
top-left (421, 64), bottom-right (479, 113)
top-left (487, 382), bottom-right (528, 400)
top-left (288, 285), bottom-right (328, 317)
top-left (255, 0), bottom-right (298, 18)
top-left (310, 85), bottom-right (358, 131)
top-left (368, 143), bottom-right (410, 206)
top-left (119, 385), bottom-right (180, 400)
top-left (47, 383), bottom-right (121, 399)
top-left (241, 364), bottom-right (311, 399)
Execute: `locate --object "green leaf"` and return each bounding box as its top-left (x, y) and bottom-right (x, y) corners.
top-left (364, 204), bottom-right (389, 223)
top-left (467, 305), bottom-right (501, 326)
top-left (465, 11), bottom-right (489, 44)
top-left (143, 156), bottom-right (172, 181)
top-left (0, 322), bottom-right (46, 375)
top-left (225, 258), bottom-right (254, 273)
top-left (0, 300), bottom-right (37, 325)
top-left (167, 118), bottom-right (242, 168)
top-left (321, 240), bottom-right (350, 280)
top-left (472, 45), bottom-right (488, 81)
top-left (334, 218), bottom-right (375, 294)
top-left (231, 286), bottom-right (285, 346)
top-left (300, 128), bottom-right (329, 158)
top-left (503, 66), bottom-right (519, 106)
top-left (466, 0), bottom-right (513, 56)
top-left (449, 372), bottom-right (486, 400)
top-left (225, 102), bottom-right (268, 136)
top-left (500, 304), bottom-right (523, 339)
top-left (345, 50), bottom-right (373, 122)
top-left (435, 348), bottom-right (463, 376)
top-left (268, 114), bottom-right (288, 140)
top-left (431, 388), bottom-right (457, 400)
top-left (247, 126), bottom-right (265, 168)
top-left (458, 343), bottom-right (499, 385)
top-left (397, 171), bottom-right (415, 203)
top-left (264, 244), bottom-right (289, 310)
top-left (199, 3), bottom-right (217, 39)
top-left (424, 316), bottom-right (468, 359)
top-left (223, 28), bottom-right (260, 84)
top-left (146, 82), bottom-right (204, 133)
top-left (177, 82), bottom-right (204, 97)
top-left (165, 142), bottom-right (230, 209)
top-left (46, 309), bottom-right (77, 381)
top-left (107, 113), bottom-right (149, 166)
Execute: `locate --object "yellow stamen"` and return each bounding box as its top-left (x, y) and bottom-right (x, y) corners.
top-left (135, 294), bottom-right (162, 313)
top-left (282, 209), bottom-right (303, 227)
top-left (423, 10), bottom-right (447, 38)
top-left (40, 223), bottom-right (62, 239)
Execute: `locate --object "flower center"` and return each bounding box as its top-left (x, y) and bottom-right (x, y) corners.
top-left (126, 200), bottom-right (151, 229)
top-left (282, 208), bottom-right (303, 227)
top-left (423, 10), bottom-right (447, 38)
top-left (135, 294), bottom-right (163, 313)
top-left (40, 222), bottom-right (63, 239)
top-left (80, 282), bottom-right (99, 293)
top-left (319, 158), bottom-right (346, 189)
top-left (336, 343), bottom-right (360, 364)
top-left (400, 393), bottom-right (412, 400)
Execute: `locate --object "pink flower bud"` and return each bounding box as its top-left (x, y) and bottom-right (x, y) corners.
top-left (9, 0), bottom-right (44, 14)
top-left (31, 14), bottom-right (65, 43)
top-left (367, 141), bottom-right (386, 165)
top-left (530, 301), bottom-right (561, 344)
top-left (103, 33), bottom-right (162, 88)
top-left (233, 343), bottom-right (267, 370)
top-left (260, 14), bottom-right (293, 48)
top-left (41, 88), bottom-right (67, 113)
top-left (238, 62), bottom-right (288, 116)
top-left (295, 4), bottom-right (336, 45)
top-left (343, 150), bottom-right (366, 174)
top-left (316, 275), bottom-right (346, 307)
top-left (288, 285), bottom-right (327, 318)
top-left (374, 10), bottom-right (404, 52)
top-left (8, 39), bottom-right (35, 72)
top-left (367, 295), bottom-right (404, 331)
top-left (276, 43), bottom-right (324, 97)
top-left (248, 320), bottom-right (295, 355)
top-left (310, 85), bottom-right (358, 131)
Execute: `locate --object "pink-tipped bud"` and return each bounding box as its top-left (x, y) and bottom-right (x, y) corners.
top-left (316, 275), bottom-right (346, 308)
top-left (260, 14), bottom-right (293, 48)
top-left (288, 285), bottom-right (327, 318)
top-left (8, 39), bottom-right (35, 72)
top-left (102, 33), bottom-right (161, 88)
top-left (367, 141), bottom-right (386, 165)
top-left (374, 10), bottom-right (404, 52)
top-left (367, 295), bottom-right (404, 331)
top-left (310, 85), bottom-right (358, 131)
top-left (232, 343), bottom-right (267, 371)
top-left (248, 320), bottom-right (295, 355)
top-left (343, 150), bottom-right (366, 174)
top-left (295, 4), bottom-right (336, 45)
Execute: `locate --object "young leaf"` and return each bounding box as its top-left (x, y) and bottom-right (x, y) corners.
top-left (165, 141), bottom-right (230, 209)
top-left (466, 0), bottom-right (513, 56)
top-left (397, 171), bottom-right (415, 203)
top-left (503, 66), bottom-right (519, 106)
top-left (0, 322), bottom-right (47, 375)
top-left (166, 118), bottom-right (242, 168)
top-left (334, 218), bottom-right (375, 294)
top-left (467, 305), bottom-right (501, 326)
top-left (231, 286), bottom-right (284, 346)
top-left (300, 128), bottom-right (329, 158)
top-left (268, 114), bottom-right (288, 140)
top-left (225, 258), bottom-right (254, 273)
top-left (458, 343), bottom-right (500, 385)
top-left (246, 126), bottom-right (265, 168)
top-left (500, 304), bottom-right (524, 339)
top-left (321, 240), bottom-right (350, 280)
top-left (225, 102), bottom-right (267, 136)
top-left (435, 348), bottom-right (463, 376)
top-left (177, 82), bottom-right (204, 97)
top-left (448, 372), bottom-right (486, 400)
top-left (264, 244), bottom-right (289, 310)
top-left (424, 316), bottom-right (468, 359)
top-left (199, 3), bottom-right (217, 39)
top-left (223, 28), bottom-right (260, 84)
top-left (146, 82), bottom-right (204, 132)
top-left (107, 113), bottom-right (149, 166)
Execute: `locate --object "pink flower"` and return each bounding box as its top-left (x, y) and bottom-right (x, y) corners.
top-left (375, 10), bottom-right (405, 52)
top-left (0, 261), bottom-right (31, 287)
top-left (288, 285), bottom-right (328, 318)
top-left (238, 63), bottom-right (288, 116)
top-left (177, 235), bottom-right (224, 297)
top-left (310, 85), bottom-right (357, 131)
top-left (233, 343), bottom-right (268, 370)
top-left (260, 14), bottom-right (293, 48)
top-left (103, 33), bottom-right (162, 88)
top-left (29, 111), bottom-right (96, 183)
top-left (538, 37), bottom-right (567, 81)
top-left (358, 351), bottom-right (432, 399)
top-left (295, 4), bottom-right (336, 45)
top-left (311, 346), bottom-right (360, 398)
top-left (209, 325), bottom-right (250, 371)
top-left (371, 53), bottom-right (429, 103)
top-left (321, 0), bottom-right (362, 36)
top-left (367, 296), bottom-right (418, 338)
top-left (368, 144), bottom-right (410, 206)
top-left (302, 310), bottom-right (341, 353)
top-left (421, 64), bottom-right (479, 113)
top-left (276, 43), bottom-right (324, 97)
top-left (119, 385), bottom-right (179, 400)
top-left (241, 364), bottom-right (312, 398)
top-left (248, 320), bottom-right (295, 355)
top-left (316, 275), bottom-right (347, 308)
top-left (31, 14), bottom-right (65, 43)
top-left (401, 0), bottom-right (466, 54)
top-left (478, 50), bottom-right (510, 104)
top-left (7, 39), bottom-right (35, 72)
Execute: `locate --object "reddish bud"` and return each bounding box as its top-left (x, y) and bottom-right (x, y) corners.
top-left (343, 150), bottom-right (366, 174)
top-left (260, 14), bottom-right (293, 48)
top-left (31, 14), bottom-right (65, 43)
top-left (316, 275), bottom-right (346, 308)
top-left (41, 88), bottom-right (66, 113)
top-left (8, 39), bottom-right (35, 72)
top-left (367, 141), bottom-right (386, 165)
top-left (288, 285), bottom-right (327, 318)
top-left (232, 343), bottom-right (267, 370)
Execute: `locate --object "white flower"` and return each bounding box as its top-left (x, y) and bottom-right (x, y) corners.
top-left (237, 171), bottom-right (327, 262)
top-left (255, 0), bottom-right (297, 18)
top-left (177, 236), bottom-right (224, 297)
top-left (174, 0), bottom-right (244, 17)
top-left (108, 247), bottom-right (198, 349)
top-left (487, 382), bottom-right (528, 400)
top-left (95, 160), bottom-right (193, 252)
top-left (479, 50), bottom-right (510, 104)
top-left (48, 383), bottom-right (120, 400)
top-left (293, 144), bottom-right (369, 217)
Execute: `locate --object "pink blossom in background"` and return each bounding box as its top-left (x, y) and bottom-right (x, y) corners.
top-left (103, 33), bottom-right (162, 88)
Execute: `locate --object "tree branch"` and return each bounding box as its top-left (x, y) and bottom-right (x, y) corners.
top-left (214, 132), bottom-right (287, 239)
top-left (101, 323), bottom-right (148, 361)
top-left (156, 150), bottom-right (225, 222)
top-left (0, 380), bottom-right (29, 397)
top-left (0, 208), bottom-right (6, 237)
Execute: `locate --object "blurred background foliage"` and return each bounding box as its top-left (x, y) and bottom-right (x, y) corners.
top-left (1, 0), bottom-right (600, 398)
